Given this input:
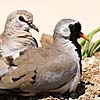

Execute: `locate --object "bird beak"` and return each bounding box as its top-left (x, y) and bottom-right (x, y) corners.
top-left (29, 23), bottom-right (39, 32)
top-left (80, 32), bottom-right (89, 41)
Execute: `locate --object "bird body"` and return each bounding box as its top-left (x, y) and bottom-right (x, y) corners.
top-left (0, 10), bottom-right (39, 58)
top-left (0, 30), bottom-right (37, 57)
top-left (13, 40), bottom-right (80, 94)
top-left (0, 19), bottom-right (88, 96)
top-left (0, 57), bottom-right (10, 76)
top-left (0, 10), bottom-right (39, 73)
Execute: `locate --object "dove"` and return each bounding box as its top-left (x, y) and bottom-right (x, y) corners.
top-left (0, 10), bottom-right (39, 66)
top-left (0, 19), bottom-right (88, 96)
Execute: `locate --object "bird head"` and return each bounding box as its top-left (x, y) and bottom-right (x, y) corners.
top-left (5, 10), bottom-right (39, 32)
top-left (53, 19), bottom-right (88, 42)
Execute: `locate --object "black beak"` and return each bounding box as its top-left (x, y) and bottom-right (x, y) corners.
top-left (29, 23), bottom-right (39, 32)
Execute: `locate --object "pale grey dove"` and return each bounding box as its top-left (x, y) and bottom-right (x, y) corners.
top-left (0, 10), bottom-right (39, 75)
top-left (0, 19), bottom-right (88, 96)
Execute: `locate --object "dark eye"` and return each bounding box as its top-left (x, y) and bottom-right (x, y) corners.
top-left (69, 24), bottom-right (73, 29)
top-left (62, 36), bottom-right (70, 40)
top-left (19, 16), bottom-right (25, 22)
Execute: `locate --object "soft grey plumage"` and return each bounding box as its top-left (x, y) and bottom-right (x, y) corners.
top-left (0, 10), bottom-right (39, 75)
top-left (0, 19), bottom-right (88, 96)
top-left (0, 10), bottom-right (39, 57)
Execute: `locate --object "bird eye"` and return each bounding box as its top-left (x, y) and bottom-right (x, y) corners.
top-left (19, 16), bottom-right (26, 22)
top-left (62, 36), bottom-right (70, 40)
top-left (69, 24), bottom-right (73, 29)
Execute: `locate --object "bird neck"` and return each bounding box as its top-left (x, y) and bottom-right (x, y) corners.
top-left (53, 38), bottom-right (82, 74)
top-left (4, 26), bottom-right (22, 37)
top-left (1, 27), bottom-right (29, 57)
top-left (3, 25), bottom-right (30, 39)
top-left (70, 40), bottom-right (82, 74)
top-left (71, 40), bottom-right (81, 58)
top-left (54, 37), bottom-right (81, 57)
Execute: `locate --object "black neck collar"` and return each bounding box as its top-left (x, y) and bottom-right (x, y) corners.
top-left (71, 40), bottom-right (82, 74)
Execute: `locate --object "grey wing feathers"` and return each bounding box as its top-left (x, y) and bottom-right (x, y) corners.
top-left (35, 54), bottom-right (78, 90)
